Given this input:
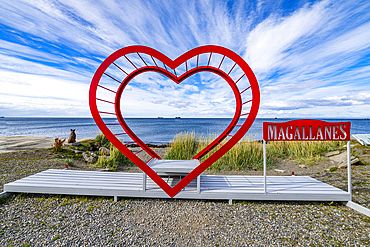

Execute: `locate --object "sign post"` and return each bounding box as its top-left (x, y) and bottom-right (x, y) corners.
top-left (262, 120), bottom-right (351, 199)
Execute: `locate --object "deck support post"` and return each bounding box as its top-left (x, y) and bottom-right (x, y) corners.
top-left (229, 199), bottom-right (233, 205)
top-left (347, 141), bottom-right (351, 200)
top-left (114, 196), bottom-right (117, 202)
top-left (143, 173), bottom-right (146, 192)
top-left (263, 140), bottom-right (267, 194)
top-left (197, 175), bottom-right (201, 193)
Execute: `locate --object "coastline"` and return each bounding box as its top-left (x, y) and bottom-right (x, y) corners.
top-left (0, 136), bottom-right (91, 153)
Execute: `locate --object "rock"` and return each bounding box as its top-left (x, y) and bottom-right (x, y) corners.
top-left (99, 168), bottom-right (110, 172)
top-left (74, 150), bottom-right (82, 154)
top-left (324, 150), bottom-right (340, 157)
top-left (323, 172), bottom-right (330, 176)
top-left (72, 142), bottom-right (81, 146)
top-left (99, 147), bottom-right (110, 156)
top-left (82, 152), bottom-right (98, 163)
top-left (298, 164), bottom-right (307, 168)
top-left (274, 169), bottom-right (285, 173)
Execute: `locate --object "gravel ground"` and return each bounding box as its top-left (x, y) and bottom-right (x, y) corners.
top-left (1, 147), bottom-right (370, 246)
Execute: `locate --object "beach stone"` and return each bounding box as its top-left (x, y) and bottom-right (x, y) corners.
top-left (74, 150), bottom-right (82, 154)
top-left (99, 147), bottom-right (110, 156)
top-left (82, 152), bottom-right (97, 163)
top-left (298, 164), bottom-right (307, 168)
top-left (72, 142), bottom-right (81, 146)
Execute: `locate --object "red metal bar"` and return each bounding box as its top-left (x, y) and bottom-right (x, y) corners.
top-left (173, 68), bottom-right (177, 77)
top-left (137, 52), bottom-right (148, 67)
top-left (242, 99), bottom-right (253, 105)
top-left (196, 55), bottom-right (199, 67)
top-left (150, 55), bottom-right (159, 67)
top-left (97, 85), bottom-right (116, 93)
top-left (185, 60), bottom-right (188, 72)
top-left (114, 133), bottom-right (127, 136)
top-left (135, 149), bottom-right (144, 155)
top-left (99, 111), bottom-right (116, 115)
top-left (235, 74), bottom-right (245, 84)
top-left (218, 55), bottom-right (225, 69)
top-left (240, 113), bottom-right (250, 116)
top-left (104, 73), bottom-right (121, 84)
top-left (97, 98), bottom-right (114, 104)
top-left (218, 142), bottom-right (223, 147)
top-left (146, 157), bottom-right (153, 164)
top-left (163, 62), bottom-right (168, 72)
top-left (227, 62), bottom-right (237, 75)
top-left (207, 52), bottom-right (212, 67)
top-left (124, 55), bottom-right (138, 69)
top-left (240, 86), bottom-right (251, 94)
top-left (227, 134), bottom-right (233, 137)
top-left (113, 62), bottom-right (129, 75)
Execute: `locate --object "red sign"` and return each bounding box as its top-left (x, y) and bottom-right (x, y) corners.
top-left (263, 119), bottom-right (351, 141)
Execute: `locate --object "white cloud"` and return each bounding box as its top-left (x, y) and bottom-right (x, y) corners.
top-left (0, 0), bottom-right (369, 118)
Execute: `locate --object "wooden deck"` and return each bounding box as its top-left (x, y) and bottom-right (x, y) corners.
top-left (4, 169), bottom-right (350, 202)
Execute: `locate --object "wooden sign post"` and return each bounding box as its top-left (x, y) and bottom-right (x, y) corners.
top-left (262, 120), bottom-right (352, 198)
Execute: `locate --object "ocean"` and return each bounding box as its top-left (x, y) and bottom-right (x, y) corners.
top-left (1, 117), bottom-right (369, 144)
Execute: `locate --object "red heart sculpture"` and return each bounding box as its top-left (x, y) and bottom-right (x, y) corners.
top-left (89, 45), bottom-right (260, 198)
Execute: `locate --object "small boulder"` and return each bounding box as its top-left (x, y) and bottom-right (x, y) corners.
top-left (99, 146), bottom-right (110, 156)
top-left (298, 164), bottom-right (307, 168)
top-left (72, 142), bottom-right (81, 146)
top-left (82, 152), bottom-right (98, 163)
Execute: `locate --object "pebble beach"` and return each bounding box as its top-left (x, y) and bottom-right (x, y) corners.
top-left (0, 140), bottom-right (370, 246)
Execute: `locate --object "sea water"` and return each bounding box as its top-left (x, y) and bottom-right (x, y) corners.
top-left (1, 117), bottom-right (369, 144)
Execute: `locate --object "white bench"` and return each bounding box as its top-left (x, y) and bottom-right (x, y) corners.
top-left (143, 159), bottom-right (201, 193)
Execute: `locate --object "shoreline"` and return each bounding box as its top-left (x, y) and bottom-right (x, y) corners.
top-left (0, 136), bottom-right (91, 153)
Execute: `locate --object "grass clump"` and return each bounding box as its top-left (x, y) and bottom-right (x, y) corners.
top-left (94, 145), bottom-right (134, 171)
top-left (164, 132), bottom-right (198, 160)
top-left (268, 141), bottom-right (345, 165)
top-left (164, 133), bottom-right (274, 171)
top-left (95, 133), bottom-right (111, 148)
top-left (164, 132), bottom-right (346, 171)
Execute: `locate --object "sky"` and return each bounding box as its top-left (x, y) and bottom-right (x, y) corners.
top-left (0, 0), bottom-right (370, 118)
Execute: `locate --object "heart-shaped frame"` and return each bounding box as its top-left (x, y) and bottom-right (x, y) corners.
top-left (89, 45), bottom-right (260, 197)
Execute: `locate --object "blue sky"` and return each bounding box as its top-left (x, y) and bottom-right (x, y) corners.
top-left (0, 0), bottom-right (369, 118)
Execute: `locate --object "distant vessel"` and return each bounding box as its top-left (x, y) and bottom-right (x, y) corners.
top-left (157, 117), bottom-right (163, 119)
top-left (0, 116), bottom-right (4, 118)
top-left (175, 117), bottom-right (181, 119)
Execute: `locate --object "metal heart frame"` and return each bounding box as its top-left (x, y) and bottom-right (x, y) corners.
top-left (89, 45), bottom-right (260, 198)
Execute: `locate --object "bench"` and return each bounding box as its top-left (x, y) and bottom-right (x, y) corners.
top-left (143, 159), bottom-right (201, 193)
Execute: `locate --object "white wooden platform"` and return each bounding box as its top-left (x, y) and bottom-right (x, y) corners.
top-left (4, 169), bottom-right (350, 202)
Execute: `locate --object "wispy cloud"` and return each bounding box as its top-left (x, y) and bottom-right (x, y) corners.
top-left (0, 0), bottom-right (369, 117)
